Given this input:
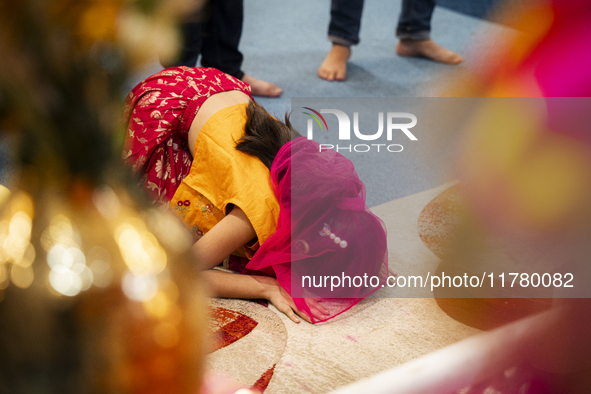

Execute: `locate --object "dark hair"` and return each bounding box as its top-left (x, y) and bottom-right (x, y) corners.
top-left (236, 101), bottom-right (301, 169)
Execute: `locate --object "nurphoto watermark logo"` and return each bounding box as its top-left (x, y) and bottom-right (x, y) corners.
top-left (302, 107), bottom-right (418, 153)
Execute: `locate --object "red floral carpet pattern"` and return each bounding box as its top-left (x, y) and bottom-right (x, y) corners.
top-left (252, 366), bottom-right (276, 393)
top-left (209, 308), bottom-right (259, 353)
top-left (206, 299), bottom-right (287, 392)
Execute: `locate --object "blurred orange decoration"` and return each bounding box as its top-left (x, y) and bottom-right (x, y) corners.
top-left (456, 0), bottom-right (591, 234)
top-left (435, 0), bottom-right (591, 389)
top-left (0, 1), bottom-right (213, 393)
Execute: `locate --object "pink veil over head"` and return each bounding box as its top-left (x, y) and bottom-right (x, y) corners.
top-left (246, 137), bottom-right (388, 323)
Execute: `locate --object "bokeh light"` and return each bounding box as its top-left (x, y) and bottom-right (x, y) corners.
top-left (0, 192), bottom-right (35, 290)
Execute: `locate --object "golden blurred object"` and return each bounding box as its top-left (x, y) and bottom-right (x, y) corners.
top-left (117, 10), bottom-right (182, 68)
top-left (0, 0), bottom-right (209, 391)
top-left (78, 2), bottom-right (121, 45)
top-left (0, 185), bottom-right (207, 393)
top-left (0, 185), bottom-right (10, 206)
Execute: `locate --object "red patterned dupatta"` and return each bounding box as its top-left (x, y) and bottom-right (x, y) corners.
top-left (246, 137), bottom-right (389, 323)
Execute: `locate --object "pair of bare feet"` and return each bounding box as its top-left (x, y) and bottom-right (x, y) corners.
top-left (242, 39), bottom-right (461, 93)
top-left (318, 39), bottom-right (463, 81)
top-left (242, 73), bottom-right (283, 97)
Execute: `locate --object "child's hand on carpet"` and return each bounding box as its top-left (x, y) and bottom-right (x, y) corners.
top-left (306, 298), bottom-right (331, 321)
top-left (263, 279), bottom-right (310, 323)
top-left (263, 280), bottom-right (332, 323)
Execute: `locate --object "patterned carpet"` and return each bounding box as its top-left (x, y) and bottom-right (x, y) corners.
top-left (206, 299), bottom-right (286, 392)
top-left (203, 184), bottom-right (482, 393)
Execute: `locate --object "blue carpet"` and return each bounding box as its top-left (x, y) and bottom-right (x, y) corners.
top-left (234, 0), bottom-right (511, 205)
top-left (3, 0), bottom-right (513, 206)
top-left (240, 0), bottom-right (500, 112)
top-left (437, 0), bottom-right (497, 19)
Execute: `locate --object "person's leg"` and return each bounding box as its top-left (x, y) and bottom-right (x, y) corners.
top-left (395, 0), bottom-right (462, 65)
top-left (319, 0), bottom-right (364, 81)
top-left (201, 0), bottom-right (281, 97)
top-left (200, 0), bottom-right (244, 78)
top-left (327, 0), bottom-right (364, 47)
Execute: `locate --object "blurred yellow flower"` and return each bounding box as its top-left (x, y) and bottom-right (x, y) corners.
top-left (77, 2), bottom-right (121, 44)
top-left (460, 99), bottom-right (591, 230)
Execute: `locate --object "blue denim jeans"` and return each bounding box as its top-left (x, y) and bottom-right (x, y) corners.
top-left (328, 0), bottom-right (434, 46)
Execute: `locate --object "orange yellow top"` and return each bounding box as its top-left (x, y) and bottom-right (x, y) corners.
top-left (170, 103), bottom-right (280, 258)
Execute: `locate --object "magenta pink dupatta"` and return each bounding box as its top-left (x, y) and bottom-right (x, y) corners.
top-left (246, 137), bottom-right (388, 323)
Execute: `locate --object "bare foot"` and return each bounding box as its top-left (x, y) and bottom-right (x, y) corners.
top-left (241, 74), bottom-right (283, 97)
top-left (396, 39), bottom-right (463, 65)
top-left (318, 44), bottom-right (351, 81)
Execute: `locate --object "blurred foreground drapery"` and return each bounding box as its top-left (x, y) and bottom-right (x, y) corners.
top-left (0, 1), bottom-right (211, 393)
top-left (433, 0), bottom-right (591, 391)
top-left (331, 1), bottom-right (591, 392)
